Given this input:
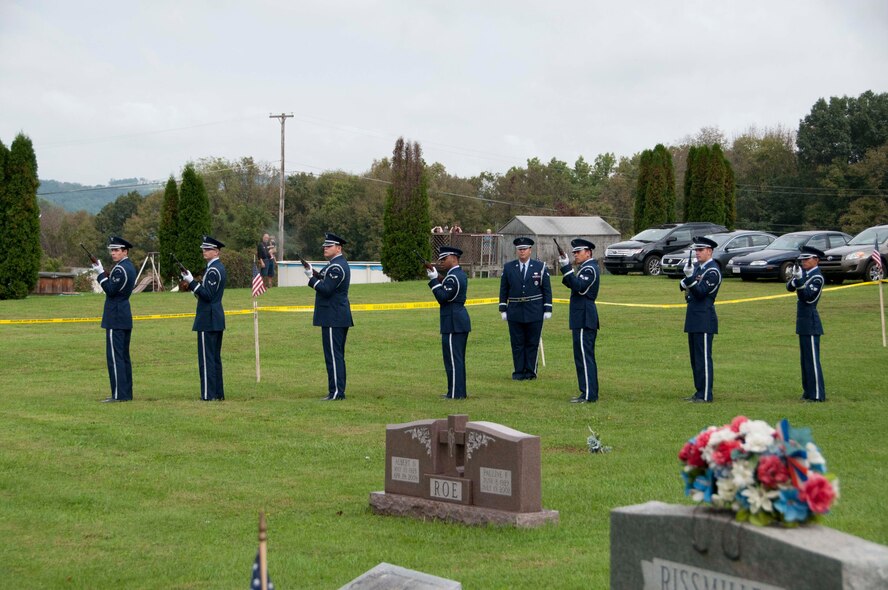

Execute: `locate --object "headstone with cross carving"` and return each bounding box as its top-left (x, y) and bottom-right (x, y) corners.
top-left (373, 414), bottom-right (558, 527)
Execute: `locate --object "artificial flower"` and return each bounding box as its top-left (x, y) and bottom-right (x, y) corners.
top-left (756, 455), bottom-right (790, 488)
top-left (775, 488), bottom-right (810, 523)
top-left (800, 474), bottom-right (836, 514)
top-left (741, 485), bottom-right (779, 515)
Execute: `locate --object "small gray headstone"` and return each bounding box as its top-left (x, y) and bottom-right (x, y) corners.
top-left (611, 501), bottom-right (888, 590)
top-left (339, 562), bottom-right (461, 590)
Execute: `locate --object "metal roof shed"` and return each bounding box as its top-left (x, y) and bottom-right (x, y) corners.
top-left (497, 215), bottom-right (621, 271)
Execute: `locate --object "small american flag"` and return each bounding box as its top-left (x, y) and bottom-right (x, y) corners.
top-left (249, 551), bottom-right (274, 590)
top-left (873, 237), bottom-right (884, 278)
top-left (252, 262), bottom-right (267, 298)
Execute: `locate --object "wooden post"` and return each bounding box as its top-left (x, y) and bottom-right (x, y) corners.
top-left (258, 511), bottom-right (268, 590)
top-left (254, 299), bottom-right (261, 382)
top-left (879, 279), bottom-right (886, 347)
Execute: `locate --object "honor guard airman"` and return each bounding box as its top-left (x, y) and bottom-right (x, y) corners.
top-left (680, 236), bottom-right (722, 403)
top-left (560, 238), bottom-right (600, 403)
top-left (94, 236), bottom-right (136, 402)
top-left (427, 246), bottom-right (471, 399)
top-left (787, 246), bottom-right (827, 402)
top-left (499, 237), bottom-right (553, 380)
top-left (181, 236), bottom-right (227, 401)
top-left (305, 232), bottom-right (353, 401)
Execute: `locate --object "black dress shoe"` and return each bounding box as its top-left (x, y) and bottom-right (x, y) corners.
top-left (320, 395), bottom-right (333, 401)
top-left (683, 396), bottom-right (698, 402)
top-left (690, 397), bottom-right (711, 403)
top-left (570, 396), bottom-right (593, 403)
top-left (802, 398), bottom-right (823, 403)
top-left (440, 394), bottom-right (452, 399)
top-left (524, 374), bottom-right (537, 381)
top-left (100, 397), bottom-right (117, 403)
top-left (512, 374), bottom-right (524, 381)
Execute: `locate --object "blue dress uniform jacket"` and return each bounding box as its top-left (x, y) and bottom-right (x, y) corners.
top-left (787, 267), bottom-right (826, 401)
top-left (499, 258), bottom-right (553, 379)
top-left (189, 258), bottom-right (226, 400)
top-left (98, 257), bottom-right (136, 400)
top-left (561, 258), bottom-right (600, 401)
top-left (430, 265), bottom-right (471, 398)
top-left (308, 254), bottom-right (353, 399)
top-left (680, 259), bottom-right (722, 401)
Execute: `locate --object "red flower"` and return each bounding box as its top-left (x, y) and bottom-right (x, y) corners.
top-left (679, 442), bottom-right (705, 468)
top-left (695, 430), bottom-right (713, 450)
top-left (712, 440), bottom-right (742, 466)
top-left (730, 415), bottom-right (749, 433)
top-left (801, 474), bottom-right (836, 514)
top-left (756, 455), bottom-right (790, 488)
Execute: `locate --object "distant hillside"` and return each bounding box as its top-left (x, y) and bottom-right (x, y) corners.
top-left (38, 178), bottom-right (164, 213)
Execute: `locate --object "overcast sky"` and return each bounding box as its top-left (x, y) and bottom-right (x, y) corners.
top-left (1, 1), bottom-right (886, 187)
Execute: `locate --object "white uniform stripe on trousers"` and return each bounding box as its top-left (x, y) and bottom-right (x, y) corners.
top-left (328, 328), bottom-right (339, 399)
top-left (109, 329), bottom-right (118, 400)
top-left (201, 332), bottom-right (208, 400)
top-left (448, 334), bottom-right (456, 398)
top-left (580, 328), bottom-right (589, 400)
top-left (810, 335), bottom-right (821, 401)
top-left (703, 333), bottom-right (710, 401)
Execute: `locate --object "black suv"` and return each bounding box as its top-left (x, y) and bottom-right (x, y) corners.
top-left (603, 222), bottom-right (728, 276)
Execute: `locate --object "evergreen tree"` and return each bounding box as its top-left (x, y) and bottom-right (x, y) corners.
top-left (0, 134), bottom-right (41, 299)
top-left (723, 158), bottom-right (736, 230)
top-left (175, 164), bottom-right (212, 274)
top-left (381, 138), bottom-right (431, 281)
top-left (683, 146), bottom-right (697, 221)
top-left (633, 145), bottom-right (675, 231)
top-left (699, 144), bottom-right (726, 223)
top-left (633, 150), bottom-right (651, 233)
top-left (158, 176), bottom-right (180, 280)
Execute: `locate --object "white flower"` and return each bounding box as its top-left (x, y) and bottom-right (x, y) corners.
top-left (712, 478), bottom-right (738, 508)
top-left (731, 459), bottom-right (755, 488)
top-left (741, 485), bottom-right (779, 514)
top-left (806, 442), bottom-right (826, 470)
top-left (740, 420), bottom-right (775, 453)
top-left (702, 427), bottom-right (738, 463)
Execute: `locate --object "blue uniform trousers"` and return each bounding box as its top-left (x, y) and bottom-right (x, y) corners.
top-left (572, 328), bottom-right (598, 401)
top-left (105, 328), bottom-right (133, 401)
top-left (508, 320), bottom-right (543, 379)
top-left (442, 332), bottom-right (468, 399)
top-left (799, 334), bottom-right (826, 401)
top-left (197, 331), bottom-right (224, 401)
top-left (322, 326), bottom-right (348, 399)
top-left (688, 332), bottom-right (714, 401)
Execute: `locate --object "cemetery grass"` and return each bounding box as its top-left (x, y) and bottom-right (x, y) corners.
top-left (1, 275), bottom-right (886, 589)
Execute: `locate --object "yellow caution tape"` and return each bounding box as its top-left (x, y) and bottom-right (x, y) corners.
top-left (0, 282), bottom-right (881, 325)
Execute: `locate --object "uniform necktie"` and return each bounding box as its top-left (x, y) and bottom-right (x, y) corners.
top-left (521, 263), bottom-right (526, 278)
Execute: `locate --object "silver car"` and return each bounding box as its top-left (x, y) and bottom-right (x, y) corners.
top-left (661, 230), bottom-right (777, 278)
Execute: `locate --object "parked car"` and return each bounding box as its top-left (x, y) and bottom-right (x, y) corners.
top-left (819, 224), bottom-right (888, 283)
top-left (661, 230), bottom-right (778, 278)
top-left (603, 222), bottom-right (727, 276)
top-left (727, 231), bottom-right (851, 281)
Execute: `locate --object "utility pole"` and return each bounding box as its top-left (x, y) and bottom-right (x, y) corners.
top-left (269, 113), bottom-right (293, 259)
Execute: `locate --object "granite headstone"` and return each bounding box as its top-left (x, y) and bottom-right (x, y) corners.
top-left (610, 501), bottom-right (888, 590)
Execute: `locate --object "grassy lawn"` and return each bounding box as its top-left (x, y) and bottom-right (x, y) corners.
top-left (1, 274), bottom-right (886, 588)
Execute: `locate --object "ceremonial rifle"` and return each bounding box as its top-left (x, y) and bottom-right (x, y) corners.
top-left (169, 253), bottom-right (192, 291)
top-left (553, 239), bottom-right (565, 258)
top-left (415, 250), bottom-right (442, 282)
top-left (295, 253), bottom-right (320, 279)
top-left (79, 243), bottom-right (98, 265)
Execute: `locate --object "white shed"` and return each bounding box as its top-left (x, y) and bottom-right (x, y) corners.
top-left (497, 216), bottom-right (621, 271)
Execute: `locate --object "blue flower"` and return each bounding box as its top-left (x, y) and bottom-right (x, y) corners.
top-left (691, 470), bottom-right (714, 503)
top-left (681, 471), bottom-right (694, 496)
top-left (775, 488), bottom-right (810, 523)
top-left (735, 488), bottom-right (750, 510)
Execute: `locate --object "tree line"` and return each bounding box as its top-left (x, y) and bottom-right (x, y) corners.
top-left (5, 89), bottom-right (885, 296)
